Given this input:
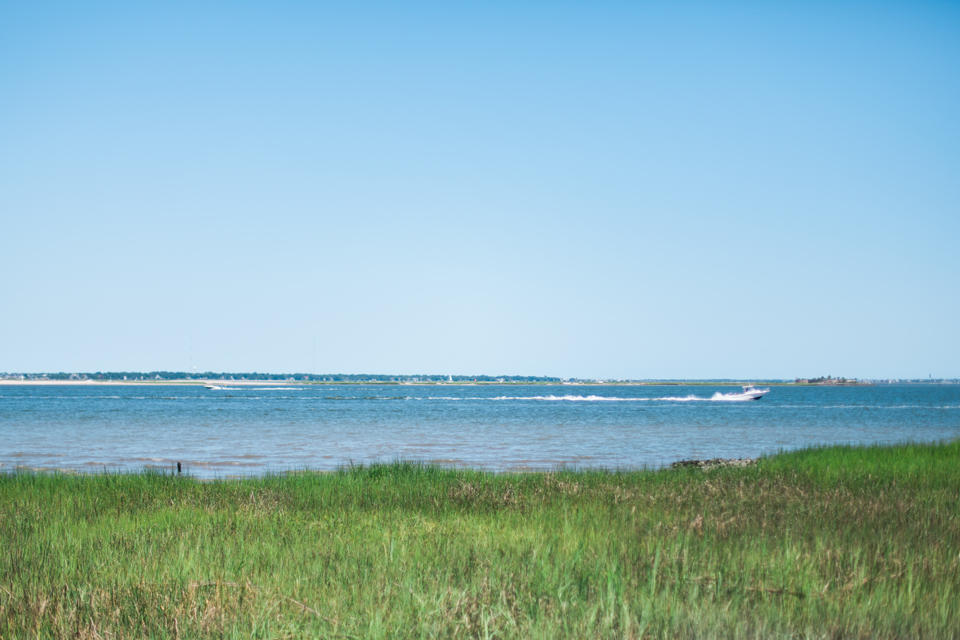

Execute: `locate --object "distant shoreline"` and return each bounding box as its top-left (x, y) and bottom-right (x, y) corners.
top-left (0, 379), bottom-right (877, 387)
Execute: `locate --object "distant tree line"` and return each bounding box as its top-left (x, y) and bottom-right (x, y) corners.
top-left (21, 372), bottom-right (564, 383)
top-left (797, 376), bottom-right (853, 384)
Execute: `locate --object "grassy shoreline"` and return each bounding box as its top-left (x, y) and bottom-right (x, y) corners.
top-left (3, 442), bottom-right (958, 638)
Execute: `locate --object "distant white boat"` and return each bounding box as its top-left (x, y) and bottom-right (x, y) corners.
top-left (204, 384), bottom-right (223, 390)
top-left (731, 385), bottom-right (769, 401)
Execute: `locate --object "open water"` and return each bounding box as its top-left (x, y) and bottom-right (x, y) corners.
top-left (1, 384), bottom-right (958, 477)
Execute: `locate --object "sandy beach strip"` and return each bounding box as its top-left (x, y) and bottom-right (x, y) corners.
top-left (0, 379), bottom-right (297, 386)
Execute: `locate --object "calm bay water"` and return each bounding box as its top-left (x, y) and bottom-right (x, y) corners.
top-left (1, 383), bottom-right (958, 477)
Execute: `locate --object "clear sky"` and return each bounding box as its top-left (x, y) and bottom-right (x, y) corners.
top-left (2, 1), bottom-right (958, 379)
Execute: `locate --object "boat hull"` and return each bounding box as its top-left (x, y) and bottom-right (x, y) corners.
top-left (726, 387), bottom-right (770, 401)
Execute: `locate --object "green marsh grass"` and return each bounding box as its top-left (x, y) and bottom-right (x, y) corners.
top-left (2, 441), bottom-right (959, 638)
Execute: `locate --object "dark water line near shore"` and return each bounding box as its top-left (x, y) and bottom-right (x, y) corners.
top-left (1, 384), bottom-right (958, 478)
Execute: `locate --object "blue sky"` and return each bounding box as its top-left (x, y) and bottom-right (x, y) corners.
top-left (2, 1), bottom-right (958, 379)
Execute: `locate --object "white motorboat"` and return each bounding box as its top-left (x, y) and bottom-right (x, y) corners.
top-left (204, 384), bottom-right (223, 390)
top-left (734, 385), bottom-right (770, 401)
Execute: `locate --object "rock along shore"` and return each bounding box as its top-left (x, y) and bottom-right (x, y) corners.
top-left (671, 458), bottom-right (756, 470)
